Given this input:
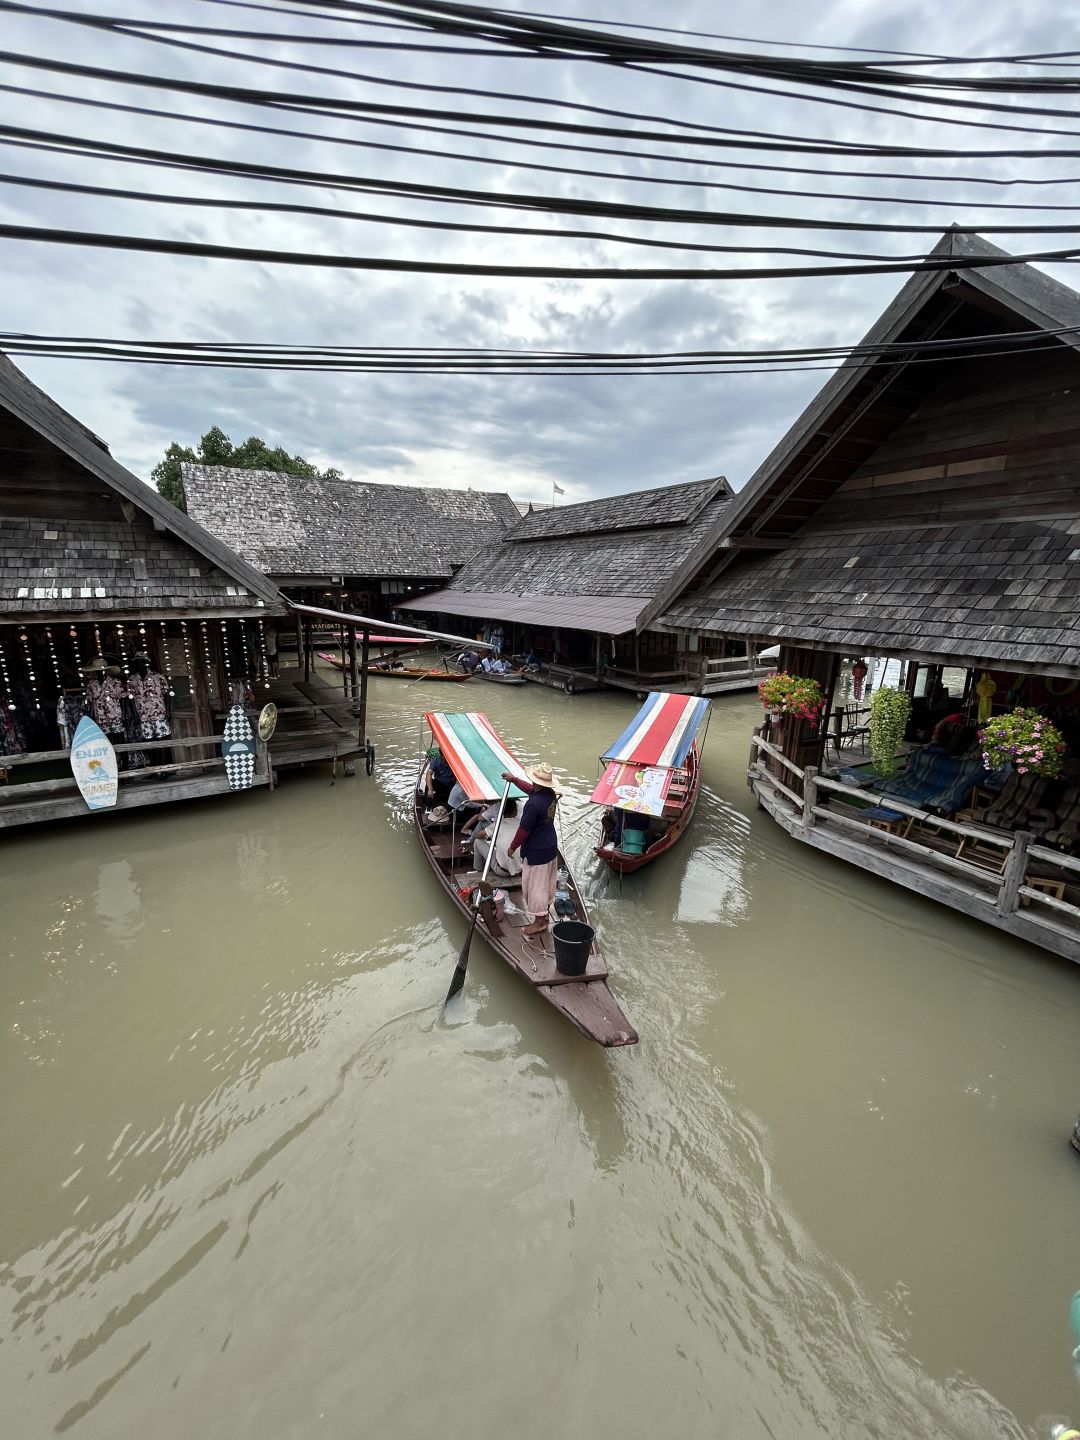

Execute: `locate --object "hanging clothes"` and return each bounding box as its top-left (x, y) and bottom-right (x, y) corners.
top-left (57, 693), bottom-right (91, 750)
top-left (127, 669), bottom-right (171, 740)
top-left (0, 705), bottom-right (24, 755)
top-left (86, 675), bottom-right (125, 735)
top-left (120, 694), bottom-right (146, 771)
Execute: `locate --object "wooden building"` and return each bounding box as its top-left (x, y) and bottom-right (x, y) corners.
top-left (399, 475), bottom-right (767, 694)
top-left (0, 354), bottom-right (378, 824)
top-left (181, 462), bottom-right (521, 624)
top-left (660, 231), bottom-right (1080, 960)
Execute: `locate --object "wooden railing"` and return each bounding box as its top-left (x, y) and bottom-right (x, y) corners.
top-left (0, 733), bottom-right (271, 811)
top-left (747, 732), bottom-right (1080, 930)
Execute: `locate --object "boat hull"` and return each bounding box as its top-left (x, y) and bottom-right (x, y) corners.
top-left (594, 746), bottom-right (701, 874)
top-left (414, 798), bottom-right (637, 1047)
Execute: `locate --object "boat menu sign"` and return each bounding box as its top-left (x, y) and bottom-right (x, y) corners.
top-left (591, 761), bottom-right (671, 817)
top-left (70, 715), bottom-right (119, 811)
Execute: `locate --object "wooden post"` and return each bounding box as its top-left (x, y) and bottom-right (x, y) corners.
top-left (358, 628), bottom-right (370, 749)
top-left (294, 609), bottom-right (303, 667)
top-left (303, 616), bottom-right (311, 682)
top-left (339, 616), bottom-right (348, 696)
top-left (594, 633), bottom-right (603, 681)
top-left (802, 765), bottom-right (818, 829)
top-left (997, 829), bottom-right (1032, 915)
top-left (348, 626), bottom-right (359, 701)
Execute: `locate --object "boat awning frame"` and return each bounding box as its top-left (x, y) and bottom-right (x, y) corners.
top-left (398, 589), bottom-right (647, 635)
top-left (423, 711), bottom-right (531, 803)
top-left (289, 601), bottom-right (494, 649)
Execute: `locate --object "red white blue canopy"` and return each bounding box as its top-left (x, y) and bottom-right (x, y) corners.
top-left (601, 692), bottom-right (710, 770)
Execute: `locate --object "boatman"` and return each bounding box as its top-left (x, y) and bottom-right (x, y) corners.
top-left (502, 763), bottom-right (562, 936)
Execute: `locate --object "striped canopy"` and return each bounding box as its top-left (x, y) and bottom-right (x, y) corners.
top-left (424, 712), bottom-right (530, 803)
top-left (601, 692), bottom-right (710, 770)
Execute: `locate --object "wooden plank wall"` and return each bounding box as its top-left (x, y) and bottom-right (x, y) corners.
top-left (817, 347), bottom-right (1080, 530)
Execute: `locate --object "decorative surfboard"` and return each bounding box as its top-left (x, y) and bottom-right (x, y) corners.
top-left (70, 715), bottom-right (119, 811)
top-left (222, 704), bottom-right (257, 790)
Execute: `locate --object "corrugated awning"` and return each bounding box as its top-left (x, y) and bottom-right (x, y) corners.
top-left (399, 589), bottom-right (647, 635)
top-left (424, 711), bottom-right (530, 803)
top-left (602, 692), bottom-right (710, 769)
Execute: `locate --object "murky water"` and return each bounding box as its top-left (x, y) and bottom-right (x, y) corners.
top-left (3, 671), bottom-right (1079, 1438)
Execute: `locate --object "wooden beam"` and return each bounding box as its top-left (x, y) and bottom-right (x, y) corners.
top-left (718, 537), bottom-right (788, 550)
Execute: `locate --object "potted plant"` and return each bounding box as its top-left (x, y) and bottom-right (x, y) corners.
top-left (979, 707), bottom-right (1066, 778)
top-left (869, 686), bottom-right (912, 776)
top-left (757, 672), bottom-right (825, 725)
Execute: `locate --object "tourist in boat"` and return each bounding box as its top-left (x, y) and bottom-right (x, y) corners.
top-left (502, 763), bottom-right (562, 935)
top-left (423, 745), bottom-right (456, 807)
top-left (466, 797), bottom-right (522, 877)
top-left (459, 648), bottom-right (482, 673)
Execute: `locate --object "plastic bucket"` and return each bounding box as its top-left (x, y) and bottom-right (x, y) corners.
top-left (621, 828), bottom-right (646, 855)
top-left (552, 921), bottom-right (595, 976)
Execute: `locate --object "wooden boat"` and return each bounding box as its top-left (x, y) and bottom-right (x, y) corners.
top-left (317, 652), bottom-right (472, 682)
top-left (477, 668), bottom-right (527, 686)
top-left (415, 710), bottom-right (637, 1048)
top-left (591, 691), bottom-right (711, 874)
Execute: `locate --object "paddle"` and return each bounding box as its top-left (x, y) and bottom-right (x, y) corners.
top-left (445, 778), bottom-right (513, 1005)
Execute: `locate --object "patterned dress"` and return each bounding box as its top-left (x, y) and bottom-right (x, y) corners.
top-left (128, 670), bottom-right (171, 739)
top-left (86, 676), bottom-right (124, 735)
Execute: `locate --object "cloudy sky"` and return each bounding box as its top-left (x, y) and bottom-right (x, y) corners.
top-left (2, 0), bottom-right (1079, 505)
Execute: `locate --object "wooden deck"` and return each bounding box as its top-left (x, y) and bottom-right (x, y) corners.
top-left (260, 666), bottom-right (364, 776)
top-left (747, 732), bottom-right (1080, 963)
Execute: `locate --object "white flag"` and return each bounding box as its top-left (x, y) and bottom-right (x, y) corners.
top-left (553, 482), bottom-right (565, 495)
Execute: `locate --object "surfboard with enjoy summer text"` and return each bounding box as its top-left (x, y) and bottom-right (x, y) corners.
top-left (70, 714), bottom-right (119, 811)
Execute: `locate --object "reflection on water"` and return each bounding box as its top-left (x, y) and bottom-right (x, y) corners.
top-left (0, 671), bottom-right (1074, 1439)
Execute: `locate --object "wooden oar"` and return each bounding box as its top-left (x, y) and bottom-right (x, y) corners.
top-left (445, 778), bottom-right (512, 1005)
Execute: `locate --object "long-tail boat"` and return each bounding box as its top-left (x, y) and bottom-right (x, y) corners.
top-left (590, 691), bottom-right (710, 874)
top-left (318, 652), bottom-right (472, 682)
top-left (415, 710), bottom-right (637, 1048)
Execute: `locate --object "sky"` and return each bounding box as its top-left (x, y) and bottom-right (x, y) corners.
top-left (2, 0), bottom-right (1080, 506)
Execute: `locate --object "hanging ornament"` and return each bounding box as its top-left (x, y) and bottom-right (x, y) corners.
top-left (19, 629), bottom-right (41, 710)
top-left (179, 620), bottom-right (195, 686)
top-left (220, 619), bottom-right (233, 682)
top-left (200, 620), bottom-right (216, 703)
top-left (256, 618), bottom-right (270, 689)
top-left (851, 659), bottom-right (868, 702)
top-left (69, 625), bottom-right (84, 679)
top-left (115, 622), bottom-right (129, 678)
top-left (93, 623), bottom-right (103, 658)
top-left (45, 627), bottom-right (63, 693)
top-left (976, 672), bottom-right (996, 725)
top-left (158, 621), bottom-right (176, 698)
top-left (0, 637), bottom-right (16, 711)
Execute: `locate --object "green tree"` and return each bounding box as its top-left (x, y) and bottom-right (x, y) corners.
top-left (152, 425), bottom-right (343, 510)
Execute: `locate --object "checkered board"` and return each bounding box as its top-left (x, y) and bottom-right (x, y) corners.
top-left (221, 705), bottom-right (257, 791)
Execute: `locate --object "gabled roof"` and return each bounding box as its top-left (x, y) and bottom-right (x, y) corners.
top-left (0, 353), bottom-right (284, 613)
top-left (182, 464), bottom-right (521, 581)
top-left (660, 233), bottom-right (1080, 674)
top-left (400, 475), bottom-right (733, 635)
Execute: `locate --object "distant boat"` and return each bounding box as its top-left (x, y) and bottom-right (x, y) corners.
top-left (317, 652), bottom-right (472, 682)
top-left (590, 692), bottom-right (711, 874)
top-left (477, 668), bottom-right (527, 686)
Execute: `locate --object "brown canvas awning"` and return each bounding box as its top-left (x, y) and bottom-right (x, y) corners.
top-left (398, 589), bottom-right (647, 635)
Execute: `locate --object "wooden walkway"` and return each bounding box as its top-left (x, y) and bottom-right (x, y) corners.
top-left (261, 666), bottom-right (364, 778)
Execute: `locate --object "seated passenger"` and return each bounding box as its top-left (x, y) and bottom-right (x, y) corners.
top-left (471, 797), bottom-right (522, 876)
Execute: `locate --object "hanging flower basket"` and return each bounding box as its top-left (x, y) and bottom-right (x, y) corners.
top-left (757, 672), bottom-right (825, 723)
top-left (869, 686), bottom-right (912, 776)
top-left (979, 707), bottom-right (1066, 778)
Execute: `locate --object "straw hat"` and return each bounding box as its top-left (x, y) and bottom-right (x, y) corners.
top-left (530, 762), bottom-right (563, 794)
top-left (424, 804), bottom-right (452, 825)
top-left (82, 657), bottom-right (121, 677)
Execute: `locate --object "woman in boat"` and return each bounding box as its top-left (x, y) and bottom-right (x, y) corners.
top-left (502, 763), bottom-right (562, 936)
top-left (423, 745), bottom-right (456, 807)
top-left (467, 797), bottom-right (522, 877)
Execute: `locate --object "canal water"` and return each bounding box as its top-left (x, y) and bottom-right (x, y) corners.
top-left (3, 671), bottom-right (1078, 1439)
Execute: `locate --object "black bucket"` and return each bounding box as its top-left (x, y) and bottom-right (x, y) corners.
top-left (552, 920), bottom-right (595, 976)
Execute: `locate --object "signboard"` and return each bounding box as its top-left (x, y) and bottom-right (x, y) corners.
top-left (590, 761), bottom-right (671, 818)
top-left (70, 715), bottom-right (119, 811)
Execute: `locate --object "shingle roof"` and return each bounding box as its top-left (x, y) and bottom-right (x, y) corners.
top-left (660, 233), bottom-right (1080, 672)
top-left (400, 475), bottom-right (733, 634)
top-left (182, 464), bottom-right (521, 580)
top-left (664, 517), bottom-right (1080, 671)
top-left (0, 353), bottom-right (284, 617)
